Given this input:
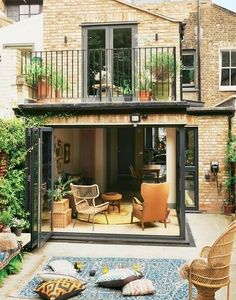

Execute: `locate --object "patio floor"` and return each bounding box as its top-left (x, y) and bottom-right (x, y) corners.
top-left (1, 212), bottom-right (235, 300)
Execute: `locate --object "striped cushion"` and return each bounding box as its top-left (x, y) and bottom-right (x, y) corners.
top-left (122, 279), bottom-right (155, 296)
top-left (35, 278), bottom-right (85, 300)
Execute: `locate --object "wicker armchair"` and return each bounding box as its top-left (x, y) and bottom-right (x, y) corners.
top-left (70, 184), bottom-right (109, 231)
top-left (181, 221), bottom-right (236, 300)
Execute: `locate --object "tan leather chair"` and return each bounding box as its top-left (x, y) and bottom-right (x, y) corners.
top-left (131, 182), bottom-right (170, 230)
top-left (180, 221), bottom-right (236, 300)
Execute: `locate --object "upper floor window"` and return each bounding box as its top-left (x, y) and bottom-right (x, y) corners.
top-left (220, 50), bottom-right (236, 90)
top-left (182, 51), bottom-right (196, 88)
top-left (7, 4), bottom-right (42, 22)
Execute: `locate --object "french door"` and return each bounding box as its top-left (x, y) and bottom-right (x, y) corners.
top-left (26, 127), bottom-right (53, 248)
top-left (83, 25), bottom-right (135, 99)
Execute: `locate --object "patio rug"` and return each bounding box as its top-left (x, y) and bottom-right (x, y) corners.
top-left (12, 256), bottom-right (195, 300)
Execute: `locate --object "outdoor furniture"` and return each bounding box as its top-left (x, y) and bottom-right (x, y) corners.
top-left (70, 183), bottom-right (109, 231)
top-left (101, 192), bottom-right (122, 213)
top-left (142, 164), bottom-right (161, 183)
top-left (180, 221), bottom-right (236, 300)
top-left (131, 182), bottom-right (170, 230)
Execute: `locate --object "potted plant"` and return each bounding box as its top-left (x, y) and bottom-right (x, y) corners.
top-left (137, 72), bottom-right (152, 101)
top-left (48, 176), bottom-right (74, 212)
top-left (147, 52), bottom-right (176, 100)
top-left (11, 217), bottom-right (30, 237)
top-left (122, 80), bottom-right (133, 102)
top-left (25, 57), bottom-right (68, 100)
top-left (0, 209), bottom-right (13, 233)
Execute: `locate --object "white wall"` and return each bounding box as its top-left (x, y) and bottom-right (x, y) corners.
top-left (0, 14), bottom-right (43, 51)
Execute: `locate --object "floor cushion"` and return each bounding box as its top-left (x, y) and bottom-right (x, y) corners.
top-left (122, 278), bottom-right (155, 296)
top-left (96, 268), bottom-right (142, 288)
top-left (35, 278), bottom-right (85, 300)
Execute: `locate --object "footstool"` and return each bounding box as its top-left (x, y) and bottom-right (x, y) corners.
top-left (101, 192), bottom-right (122, 213)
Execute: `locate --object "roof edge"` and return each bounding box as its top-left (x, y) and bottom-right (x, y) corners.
top-left (114, 0), bottom-right (180, 23)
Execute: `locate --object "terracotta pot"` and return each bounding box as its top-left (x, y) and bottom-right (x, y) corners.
top-left (138, 90), bottom-right (151, 101)
top-left (223, 204), bottom-right (235, 215)
top-left (2, 226), bottom-right (11, 233)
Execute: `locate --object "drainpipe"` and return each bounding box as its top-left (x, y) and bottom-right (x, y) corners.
top-left (197, 0), bottom-right (201, 102)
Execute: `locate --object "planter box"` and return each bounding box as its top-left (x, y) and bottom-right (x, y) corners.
top-left (53, 198), bottom-right (69, 213)
top-left (53, 208), bottom-right (72, 228)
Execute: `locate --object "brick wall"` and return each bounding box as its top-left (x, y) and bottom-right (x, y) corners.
top-left (43, 0), bottom-right (181, 100)
top-left (187, 114), bottom-right (228, 212)
top-left (200, 5), bottom-right (236, 107)
top-left (0, 49), bottom-right (21, 119)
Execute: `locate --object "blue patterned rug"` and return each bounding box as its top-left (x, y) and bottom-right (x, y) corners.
top-left (16, 256), bottom-right (195, 300)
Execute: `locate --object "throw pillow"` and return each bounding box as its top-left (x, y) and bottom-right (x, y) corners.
top-left (0, 233), bottom-right (18, 251)
top-left (35, 278), bottom-right (85, 300)
top-left (96, 268), bottom-right (143, 288)
top-left (49, 260), bottom-right (77, 275)
top-left (122, 279), bottom-right (155, 296)
top-left (38, 271), bottom-right (87, 284)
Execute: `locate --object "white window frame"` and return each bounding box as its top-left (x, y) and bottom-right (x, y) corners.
top-left (182, 50), bottom-right (196, 88)
top-left (219, 49), bottom-right (236, 91)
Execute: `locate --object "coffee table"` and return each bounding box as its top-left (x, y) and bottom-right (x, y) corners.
top-left (101, 192), bottom-right (122, 213)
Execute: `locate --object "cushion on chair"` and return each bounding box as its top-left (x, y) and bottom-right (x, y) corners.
top-left (35, 278), bottom-right (85, 300)
top-left (0, 233), bottom-right (18, 251)
top-left (96, 268), bottom-right (143, 288)
top-left (122, 278), bottom-right (155, 296)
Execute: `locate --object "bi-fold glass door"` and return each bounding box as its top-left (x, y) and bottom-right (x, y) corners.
top-left (83, 25), bottom-right (134, 100)
top-left (27, 127), bottom-right (53, 248)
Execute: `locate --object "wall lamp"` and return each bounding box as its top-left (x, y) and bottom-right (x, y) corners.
top-left (130, 113), bottom-right (141, 123)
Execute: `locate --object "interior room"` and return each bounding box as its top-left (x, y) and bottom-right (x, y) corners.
top-left (41, 126), bottom-right (181, 237)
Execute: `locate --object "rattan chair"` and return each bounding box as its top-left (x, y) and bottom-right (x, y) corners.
top-left (70, 183), bottom-right (109, 231)
top-left (181, 221), bottom-right (236, 300)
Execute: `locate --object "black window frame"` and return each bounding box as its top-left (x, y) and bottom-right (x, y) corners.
top-left (182, 50), bottom-right (196, 88)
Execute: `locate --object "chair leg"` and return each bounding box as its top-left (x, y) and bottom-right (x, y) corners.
top-left (92, 215), bottom-right (95, 231)
top-left (131, 213), bottom-right (133, 224)
top-left (104, 213), bottom-right (109, 224)
top-left (164, 220), bottom-right (167, 228)
top-left (73, 217), bottom-right (77, 228)
top-left (88, 214), bottom-right (90, 222)
top-left (189, 272), bottom-right (193, 300)
top-left (141, 221), bottom-right (144, 231)
top-left (227, 282), bottom-right (230, 300)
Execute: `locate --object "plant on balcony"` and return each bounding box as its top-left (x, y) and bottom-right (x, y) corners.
top-left (25, 57), bottom-right (68, 99)
top-left (121, 80), bottom-right (133, 101)
top-left (0, 209), bottom-right (13, 233)
top-left (146, 52), bottom-right (177, 100)
top-left (137, 71), bottom-right (152, 101)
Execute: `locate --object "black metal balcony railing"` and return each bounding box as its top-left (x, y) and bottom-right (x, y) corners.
top-left (21, 47), bottom-right (177, 102)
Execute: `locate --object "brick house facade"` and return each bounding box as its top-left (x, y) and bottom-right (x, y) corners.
top-left (1, 0), bottom-right (235, 245)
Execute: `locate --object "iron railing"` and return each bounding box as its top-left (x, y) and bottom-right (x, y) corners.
top-left (21, 47), bottom-right (177, 102)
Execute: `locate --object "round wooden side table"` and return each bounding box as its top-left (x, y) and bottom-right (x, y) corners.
top-left (101, 192), bottom-right (122, 213)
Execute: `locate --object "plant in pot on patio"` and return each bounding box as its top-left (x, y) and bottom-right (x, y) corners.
top-left (11, 217), bottom-right (30, 237)
top-left (0, 209), bottom-right (13, 233)
top-left (137, 72), bottom-right (152, 101)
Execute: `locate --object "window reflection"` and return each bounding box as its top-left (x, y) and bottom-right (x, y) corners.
top-left (185, 171), bottom-right (195, 207)
top-left (185, 128), bottom-right (195, 166)
top-left (144, 128), bottom-right (166, 165)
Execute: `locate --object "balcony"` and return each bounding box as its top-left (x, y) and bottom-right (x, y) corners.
top-left (20, 47), bottom-right (177, 104)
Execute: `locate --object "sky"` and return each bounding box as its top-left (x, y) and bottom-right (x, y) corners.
top-left (212, 0), bottom-right (236, 12)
